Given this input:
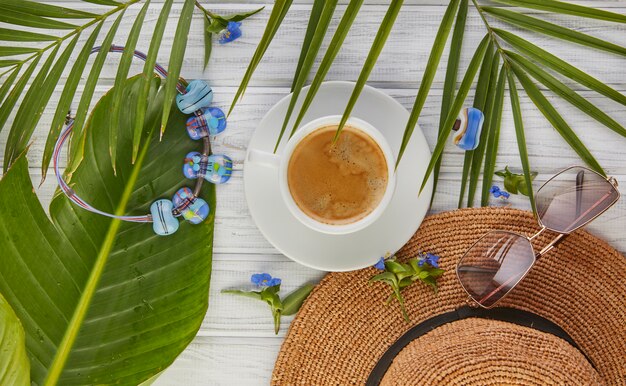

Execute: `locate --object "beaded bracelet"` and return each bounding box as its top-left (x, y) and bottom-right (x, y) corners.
top-left (53, 45), bottom-right (233, 236)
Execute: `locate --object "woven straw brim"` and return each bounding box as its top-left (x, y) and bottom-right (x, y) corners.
top-left (272, 207), bottom-right (626, 385)
top-left (380, 318), bottom-right (601, 385)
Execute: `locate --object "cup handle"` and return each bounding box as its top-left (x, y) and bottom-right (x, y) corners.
top-left (247, 148), bottom-right (281, 168)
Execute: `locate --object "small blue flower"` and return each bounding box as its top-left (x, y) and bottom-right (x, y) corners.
top-left (218, 21), bottom-right (242, 44)
top-left (490, 185), bottom-right (509, 200)
top-left (418, 253), bottom-right (440, 268)
top-left (251, 273), bottom-right (281, 287)
top-left (374, 257), bottom-right (386, 270)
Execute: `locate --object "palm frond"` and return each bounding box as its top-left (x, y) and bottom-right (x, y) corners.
top-left (494, 28), bottom-right (626, 106)
top-left (288, 0), bottom-right (365, 136)
top-left (435, 0), bottom-right (467, 204)
top-left (275, 0), bottom-right (339, 152)
top-left (67, 10), bottom-right (126, 174)
top-left (292, 0), bottom-right (326, 92)
top-left (459, 41), bottom-right (493, 208)
top-left (483, 7), bottom-right (626, 56)
top-left (480, 64), bottom-right (506, 206)
top-left (334, 0), bottom-right (405, 142)
top-left (506, 51), bottom-right (626, 138)
top-left (420, 34), bottom-right (491, 194)
top-left (133, 0), bottom-right (174, 170)
top-left (41, 22), bottom-right (104, 180)
top-left (491, 0), bottom-right (626, 24)
top-left (0, 60), bottom-right (39, 135)
top-left (0, 28), bottom-right (57, 42)
top-left (229, 0), bottom-right (294, 115)
top-left (397, 0), bottom-right (462, 167)
top-left (111, 0), bottom-right (151, 167)
top-left (160, 0), bottom-right (196, 135)
top-left (507, 69), bottom-right (536, 213)
top-left (513, 67), bottom-right (605, 176)
top-left (467, 50), bottom-right (499, 207)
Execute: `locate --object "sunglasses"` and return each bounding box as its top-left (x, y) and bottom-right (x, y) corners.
top-left (457, 166), bottom-right (620, 309)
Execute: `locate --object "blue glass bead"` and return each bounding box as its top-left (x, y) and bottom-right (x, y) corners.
top-left (150, 199), bottom-right (179, 236)
top-left (172, 187), bottom-right (210, 224)
top-left (183, 151), bottom-right (233, 184)
top-left (176, 80), bottom-right (213, 115)
top-left (186, 107), bottom-right (227, 140)
top-left (452, 107), bottom-right (484, 151)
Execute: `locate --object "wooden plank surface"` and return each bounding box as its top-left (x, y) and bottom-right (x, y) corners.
top-left (2, 1), bottom-right (625, 384)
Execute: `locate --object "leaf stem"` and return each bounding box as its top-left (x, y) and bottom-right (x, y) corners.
top-left (472, 0), bottom-right (507, 63)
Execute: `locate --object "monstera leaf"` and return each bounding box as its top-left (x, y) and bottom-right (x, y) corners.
top-left (0, 75), bottom-right (215, 385)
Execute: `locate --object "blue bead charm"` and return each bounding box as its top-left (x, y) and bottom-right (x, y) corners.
top-left (452, 107), bottom-right (484, 151)
top-left (186, 107), bottom-right (227, 139)
top-left (183, 151), bottom-right (233, 184)
top-left (176, 80), bottom-right (213, 114)
top-left (172, 187), bottom-right (210, 224)
top-left (150, 199), bottom-right (179, 236)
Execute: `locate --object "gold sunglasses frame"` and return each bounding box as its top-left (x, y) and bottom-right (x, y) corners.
top-left (457, 166), bottom-right (620, 309)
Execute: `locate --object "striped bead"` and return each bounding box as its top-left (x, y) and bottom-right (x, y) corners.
top-left (183, 151), bottom-right (233, 184)
top-left (176, 80), bottom-right (213, 114)
top-left (186, 107), bottom-right (227, 140)
top-left (452, 107), bottom-right (484, 151)
top-left (172, 187), bottom-right (210, 224)
top-left (150, 199), bottom-right (179, 236)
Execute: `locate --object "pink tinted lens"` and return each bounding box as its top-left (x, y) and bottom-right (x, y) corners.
top-left (536, 167), bottom-right (618, 233)
top-left (457, 231), bottom-right (535, 308)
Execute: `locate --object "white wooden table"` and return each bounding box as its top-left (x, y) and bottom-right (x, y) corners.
top-left (3, 0), bottom-right (625, 384)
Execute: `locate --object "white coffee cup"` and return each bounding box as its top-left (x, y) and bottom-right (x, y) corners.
top-left (247, 115), bottom-right (397, 235)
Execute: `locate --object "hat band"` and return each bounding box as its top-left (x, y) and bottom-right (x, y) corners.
top-left (366, 306), bottom-right (593, 386)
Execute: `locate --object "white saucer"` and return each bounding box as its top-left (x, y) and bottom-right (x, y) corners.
top-left (244, 81), bottom-right (433, 271)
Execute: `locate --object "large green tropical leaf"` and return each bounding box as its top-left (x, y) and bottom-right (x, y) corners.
top-left (0, 294), bottom-right (30, 386)
top-left (491, 0), bottom-right (626, 24)
top-left (0, 75), bottom-right (214, 385)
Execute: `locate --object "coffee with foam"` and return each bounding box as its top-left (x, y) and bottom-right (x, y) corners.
top-left (287, 125), bottom-right (388, 225)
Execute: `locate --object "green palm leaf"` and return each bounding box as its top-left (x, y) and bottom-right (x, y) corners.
top-left (0, 67), bottom-right (20, 104)
top-left (0, 294), bottom-right (29, 386)
top-left (111, 0), bottom-right (151, 168)
top-left (435, 0), bottom-right (467, 203)
top-left (493, 29), bottom-right (626, 106)
top-left (0, 0), bottom-right (97, 19)
top-left (0, 9), bottom-right (77, 30)
top-left (288, 0), bottom-right (365, 136)
top-left (229, 0), bottom-right (294, 115)
top-left (491, 0), bottom-right (626, 24)
top-left (334, 0), bottom-right (405, 142)
top-left (0, 28), bottom-right (57, 42)
top-left (160, 0), bottom-right (195, 135)
top-left (42, 22), bottom-right (104, 180)
top-left (133, 0), bottom-right (174, 172)
top-left (468, 50), bottom-right (499, 207)
top-left (291, 0), bottom-right (325, 92)
top-left (0, 47), bottom-right (40, 56)
top-left (513, 67), bottom-right (605, 176)
top-left (275, 0), bottom-right (338, 151)
top-left (0, 58), bottom-right (40, 134)
top-left (507, 70), bottom-right (536, 213)
top-left (481, 64), bottom-right (506, 206)
top-left (459, 41), bottom-right (493, 207)
top-left (0, 75), bottom-right (214, 385)
top-left (506, 51), bottom-right (626, 138)
top-left (397, 0), bottom-right (461, 167)
top-left (0, 60), bottom-right (20, 68)
top-left (483, 7), bottom-right (626, 56)
top-left (5, 35), bottom-right (79, 170)
top-left (68, 11), bottom-right (126, 175)
top-left (420, 34), bottom-right (490, 194)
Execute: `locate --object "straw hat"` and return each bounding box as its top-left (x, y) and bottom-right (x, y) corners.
top-left (272, 207), bottom-right (626, 385)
